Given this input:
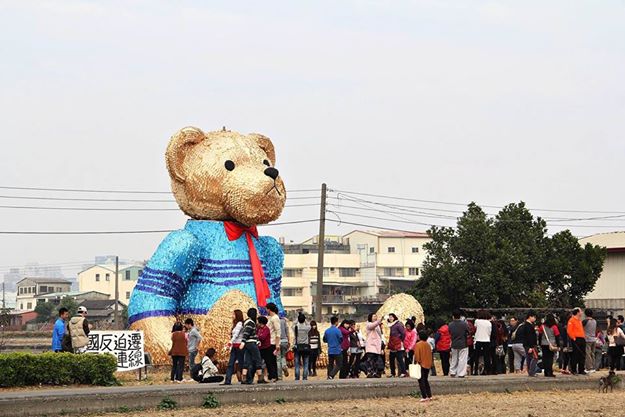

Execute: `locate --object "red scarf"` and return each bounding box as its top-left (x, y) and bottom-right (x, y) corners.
top-left (223, 221), bottom-right (271, 307)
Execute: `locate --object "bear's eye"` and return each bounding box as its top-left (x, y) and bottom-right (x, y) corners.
top-left (263, 159), bottom-right (271, 167)
top-left (224, 160), bottom-right (235, 171)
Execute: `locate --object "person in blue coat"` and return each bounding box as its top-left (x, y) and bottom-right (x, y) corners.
top-left (323, 316), bottom-right (343, 379)
top-left (52, 307), bottom-right (69, 352)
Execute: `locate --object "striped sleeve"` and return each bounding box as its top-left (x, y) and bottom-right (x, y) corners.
top-left (128, 230), bottom-right (200, 324)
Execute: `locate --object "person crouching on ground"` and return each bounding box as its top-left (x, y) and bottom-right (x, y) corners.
top-left (414, 330), bottom-right (433, 403)
top-left (191, 348), bottom-right (225, 383)
top-left (170, 322), bottom-right (188, 383)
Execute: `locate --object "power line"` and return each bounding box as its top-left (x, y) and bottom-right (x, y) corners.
top-left (0, 185), bottom-right (319, 194)
top-left (331, 188), bottom-right (625, 215)
top-left (0, 203), bottom-right (319, 211)
top-left (0, 219), bottom-right (320, 235)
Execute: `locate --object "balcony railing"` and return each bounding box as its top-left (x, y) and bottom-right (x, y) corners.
top-left (313, 294), bottom-right (390, 305)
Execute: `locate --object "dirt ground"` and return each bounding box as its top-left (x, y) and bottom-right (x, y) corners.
top-left (88, 390), bottom-right (625, 417)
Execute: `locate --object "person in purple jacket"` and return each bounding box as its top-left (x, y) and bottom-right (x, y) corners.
top-left (338, 319), bottom-right (352, 379)
top-left (388, 313), bottom-right (407, 377)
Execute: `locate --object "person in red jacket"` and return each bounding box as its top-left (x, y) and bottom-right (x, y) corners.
top-left (256, 316), bottom-right (271, 384)
top-left (435, 323), bottom-right (451, 376)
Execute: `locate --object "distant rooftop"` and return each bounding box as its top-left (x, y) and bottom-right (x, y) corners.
top-left (345, 230), bottom-right (430, 238)
top-left (579, 231), bottom-right (625, 251)
top-left (34, 290), bottom-right (109, 299)
top-left (17, 277), bottom-right (72, 285)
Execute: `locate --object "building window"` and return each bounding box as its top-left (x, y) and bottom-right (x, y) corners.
top-left (409, 267), bottom-right (419, 276)
top-left (56, 287), bottom-right (62, 292)
top-left (283, 268), bottom-right (303, 278)
top-left (27, 287), bottom-right (32, 294)
top-left (95, 274), bottom-right (100, 282)
top-left (20, 303), bottom-right (23, 310)
top-left (383, 267), bottom-right (403, 277)
top-left (39, 285), bottom-right (47, 293)
top-left (18, 288), bottom-right (22, 294)
top-left (138, 269), bottom-right (143, 278)
top-left (125, 270), bottom-right (131, 280)
top-left (27, 302), bottom-right (32, 310)
top-left (105, 273), bottom-right (110, 281)
top-left (412, 247), bottom-right (419, 253)
top-left (388, 247), bottom-right (395, 253)
top-left (339, 268), bottom-right (358, 277)
top-left (126, 291), bottom-right (131, 299)
top-left (369, 247), bottom-right (375, 254)
top-left (282, 288), bottom-right (303, 297)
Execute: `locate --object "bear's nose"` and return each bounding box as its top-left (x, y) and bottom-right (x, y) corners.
top-left (264, 167), bottom-right (279, 180)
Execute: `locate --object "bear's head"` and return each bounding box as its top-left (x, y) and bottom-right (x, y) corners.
top-left (166, 127), bottom-right (286, 226)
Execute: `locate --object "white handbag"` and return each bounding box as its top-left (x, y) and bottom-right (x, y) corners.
top-left (408, 363), bottom-right (421, 379)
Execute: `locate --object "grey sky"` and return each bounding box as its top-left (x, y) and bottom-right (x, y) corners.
top-left (1, 0), bottom-right (624, 279)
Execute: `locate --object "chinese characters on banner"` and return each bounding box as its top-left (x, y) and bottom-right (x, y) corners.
top-left (85, 330), bottom-right (145, 372)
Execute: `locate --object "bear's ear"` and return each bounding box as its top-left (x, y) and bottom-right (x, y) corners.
top-left (166, 127), bottom-right (207, 183)
top-left (248, 133), bottom-right (276, 165)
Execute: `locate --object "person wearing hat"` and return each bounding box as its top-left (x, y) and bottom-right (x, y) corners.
top-left (67, 306), bottom-right (91, 353)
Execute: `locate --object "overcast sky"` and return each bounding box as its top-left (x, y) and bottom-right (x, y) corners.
top-left (1, 0), bottom-right (624, 279)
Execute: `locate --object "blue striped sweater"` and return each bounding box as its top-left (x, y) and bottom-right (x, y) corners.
top-left (128, 220), bottom-right (285, 325)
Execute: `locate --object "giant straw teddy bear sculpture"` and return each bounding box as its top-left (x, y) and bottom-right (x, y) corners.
top-left (128, 127), bottom-right (286, 364)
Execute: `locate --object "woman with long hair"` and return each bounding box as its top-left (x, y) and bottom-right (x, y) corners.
top-left (539, 313), bottom-right (560, 377)
top-left (223, 309), bottom-right (245, 385)
top-left (338, 319), bottom-right (352, 379)
top-left (308, 320), bottom-right (321, 377)
top-left (607, 317), bottom-right (625, 371)
top-left (292, 312), bottom-right (312, 381)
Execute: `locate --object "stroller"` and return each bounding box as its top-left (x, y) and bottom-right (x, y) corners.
top-left (359, 353), bottom-right (385, 378)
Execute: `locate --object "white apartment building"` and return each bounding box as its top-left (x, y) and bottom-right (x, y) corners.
top-left (581, 232), bottom-right (625, 315)
top-left (78, 264), bottom-right (144, 303)
top-left (281, 230), bottom-right (431, 316)
top-left (15, 277), bottom-right (72, 312)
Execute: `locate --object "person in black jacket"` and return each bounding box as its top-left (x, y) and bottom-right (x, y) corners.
top-left (239, 308), bottom-right (263, 384)
top-left (516, 311), bottom-right (538, 377)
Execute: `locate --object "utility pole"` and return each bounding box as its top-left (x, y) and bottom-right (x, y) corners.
top-left (114, 256), bottom-right (120, 329)
top-left (315, 183), bottom-right (327, 322)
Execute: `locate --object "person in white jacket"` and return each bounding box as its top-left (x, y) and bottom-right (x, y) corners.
top-left (192, 348), bottom-right (225, 383)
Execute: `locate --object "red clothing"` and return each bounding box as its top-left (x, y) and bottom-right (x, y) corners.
top-left (257, 325), bottom-right (271, 350)
top-left (466, 321), bottom-right (476, 346)
top-left (567, 316), bottom-right (584, 340)
top-left (539, 324), bottom-right (560, 337)
top-left (436, 324), bottom-right (451, 352)
top-left (340, 326), bottom-right (351, 351)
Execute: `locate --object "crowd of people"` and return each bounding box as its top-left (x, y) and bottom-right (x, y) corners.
top-left (50, 300), bottom-right (624, 396)
top-left (431, 308), bottom-right (625, 379)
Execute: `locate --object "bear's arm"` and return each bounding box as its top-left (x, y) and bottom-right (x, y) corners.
top-left (128, 229), bottom-right (200, 325)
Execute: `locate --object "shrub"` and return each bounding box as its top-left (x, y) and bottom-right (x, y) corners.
top-left (157, 397), bottom-right (177, 410)
top-left (0, 352), bottom-right (118, 387)
top-left (202, 393), bottom-right (220, 409)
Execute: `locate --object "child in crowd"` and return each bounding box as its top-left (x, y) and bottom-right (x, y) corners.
top-left (413, 330), bottom-right (433, 403)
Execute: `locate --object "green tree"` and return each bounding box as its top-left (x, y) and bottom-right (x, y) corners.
top-left (59, 297), bottom-right (79, 317)
top-left (412, 201), bottom-right (606, 320)
top-left (34, 302), bottom-right (56, 323)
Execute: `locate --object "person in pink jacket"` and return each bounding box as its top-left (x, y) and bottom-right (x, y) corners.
top-left (404, 321), bottom-right (417, 365)
top-left (365, 313), bottom-right (383, 355)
